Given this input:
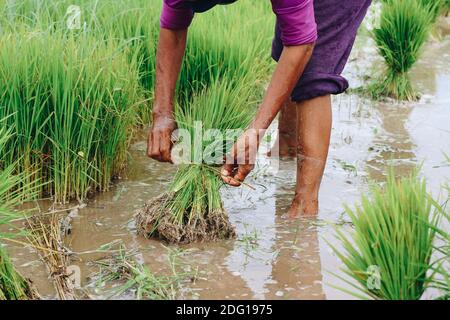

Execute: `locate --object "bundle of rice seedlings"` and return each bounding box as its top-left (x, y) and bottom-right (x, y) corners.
top-left (0, 32), bottom-right (143, 203)
top-left (370, 0), bottom-right (434, 101)
top-left (0, 126), bottom-right (39, 300)
top-left (329, 171), bottom-right (442, 300)
top-left (136, 78), bottom-right (259, 243)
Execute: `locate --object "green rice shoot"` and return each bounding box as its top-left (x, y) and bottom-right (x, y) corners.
top-left (329, 171), bottom-right (443, 300)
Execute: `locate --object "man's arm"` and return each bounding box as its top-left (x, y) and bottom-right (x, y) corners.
top-left (147, 28), bottom-right (188, 162)
top-left (221, 43), bottom-right (314, 186)
top-left (148, 0), bottom-right (194, 162)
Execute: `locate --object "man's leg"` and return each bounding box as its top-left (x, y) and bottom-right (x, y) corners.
top-left (288, 95), bottom-right (331, 217)
top-left (271, 100), bottom-right (298, 158)
top-left (270, 0), bottom-right (371, 215)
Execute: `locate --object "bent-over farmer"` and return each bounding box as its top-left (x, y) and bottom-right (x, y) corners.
top-left (148, 0), bottom-right (372, 216)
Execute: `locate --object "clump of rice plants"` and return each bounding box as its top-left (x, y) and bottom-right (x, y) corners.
top-left (0, 126), bottom-right (39, 300)
top-left (0, 33), bottom-right (143, 203)
top-left (369, 0), bottom-right (434, 101)
top-left (136, 78), bottom-right (258, 243)
top-left (0, 0), bottom-right (159, 122)
top-left (329, 171), bottom-right (442, 300)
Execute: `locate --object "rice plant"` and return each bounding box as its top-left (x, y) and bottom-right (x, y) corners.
top-left (0, 33), bottom-right (143, 203)
top-left (0, 126), bottom-right (39, 300)
top-left (329, 171), bottom-right (442, 300)
top-left (369, 0), bottom-right (434, 101)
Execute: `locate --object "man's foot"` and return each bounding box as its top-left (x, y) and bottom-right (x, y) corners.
top-left (287, 195), bottom-right (319, 218)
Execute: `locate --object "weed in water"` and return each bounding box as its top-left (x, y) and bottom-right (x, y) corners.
top-left (91, 243), bottom-right (195, 300)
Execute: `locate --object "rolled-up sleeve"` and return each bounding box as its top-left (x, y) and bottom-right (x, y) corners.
top-left (271, 0), bottom-right (317, 46)
top-left (160, 0), bottom-right (194, 30)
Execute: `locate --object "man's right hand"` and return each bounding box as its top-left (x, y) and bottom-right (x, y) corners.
top-left (147, 113), bottom-right (177, 163)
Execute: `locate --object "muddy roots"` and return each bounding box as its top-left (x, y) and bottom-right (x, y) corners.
top-left (135, 193), bottom-right (236, 244)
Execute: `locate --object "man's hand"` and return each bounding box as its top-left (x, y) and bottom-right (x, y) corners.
top-left (221, 129), bottom-right (260, 186)
top-left (147, 113), bottom-right (177, 163)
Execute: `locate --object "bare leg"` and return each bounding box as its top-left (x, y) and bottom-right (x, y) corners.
top-left (269, 100), bottom-right (298, 158)
top-left (288, 95), bottom-right (332, 217)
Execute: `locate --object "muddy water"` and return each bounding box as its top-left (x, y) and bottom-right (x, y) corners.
top-left (6, 34), bottom-right (450, 300)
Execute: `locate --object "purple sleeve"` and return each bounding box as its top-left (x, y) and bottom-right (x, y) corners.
top-left (271, 0), bottom-right (317, 46)
top-left (160, 0), bottom-right (194, 30)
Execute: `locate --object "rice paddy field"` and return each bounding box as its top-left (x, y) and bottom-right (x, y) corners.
top-left (0, 0), bottom-right (449, 300)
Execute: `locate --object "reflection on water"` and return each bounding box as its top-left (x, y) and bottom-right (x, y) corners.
top-left (4, 37), bottom-right (450, 300)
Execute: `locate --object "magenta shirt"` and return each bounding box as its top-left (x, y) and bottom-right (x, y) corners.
top-left (160, 0), bottom-right (317, 46)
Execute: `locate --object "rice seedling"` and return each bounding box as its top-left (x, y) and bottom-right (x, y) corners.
top-left (369, 0), bottom-right (434, 101)
top-left (0, 126), bottom-right (39, 300)
top-left (0, 32), bottom-right (143, 203)
top-left (329, 171), bottom-right (443, 300)
top-left (136, 76), bottom-right (261, 243)
top-left (91, 243), bottom-right (195, 300)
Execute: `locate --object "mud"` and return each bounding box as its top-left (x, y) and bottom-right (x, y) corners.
top-left (2, 24), bottom-right (450, 300)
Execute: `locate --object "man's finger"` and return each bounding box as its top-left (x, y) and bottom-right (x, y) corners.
top-left (150, 132), bottom-right (162, 161)
top-left (221, 164), bottom-right (240, 186)
top-left (147, 130), bottom-right (153, 158)
top-left (160, 132), bottom-right (172, 163)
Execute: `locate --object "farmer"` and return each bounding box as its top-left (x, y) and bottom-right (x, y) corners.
top-left (148, 0), bottom-right (372, 216)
